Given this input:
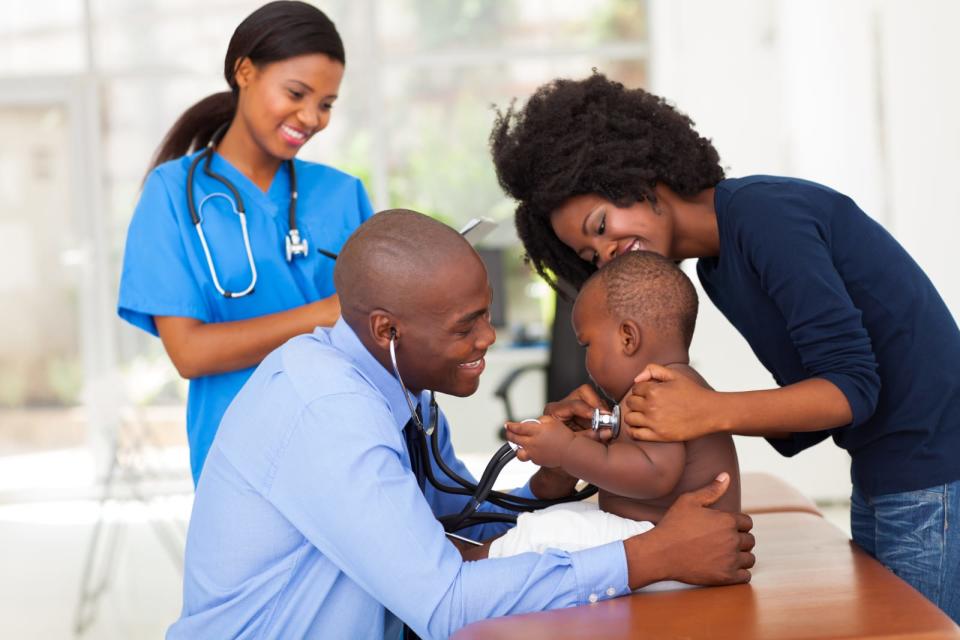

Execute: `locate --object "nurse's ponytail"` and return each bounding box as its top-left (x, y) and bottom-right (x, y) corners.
top-left (147, 1), bottom-right (345, 172)
top-left (149, 92), bottom-right (236, 170)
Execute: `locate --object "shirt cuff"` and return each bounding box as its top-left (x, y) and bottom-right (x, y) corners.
top-left (817, 372), bottom-right (875, 428)
top-left (765, 430), bottom-right (831, 457)
top-left (567, 540), bottom-right (630, 604)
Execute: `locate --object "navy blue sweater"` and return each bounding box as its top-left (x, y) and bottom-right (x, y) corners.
top-left (697, 176), bottom-right (960, 496)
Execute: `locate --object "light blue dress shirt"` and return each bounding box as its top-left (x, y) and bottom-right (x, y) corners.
top-left (168, 319), bottom-right (630, 639)
top-left (118, 153), bottom-right (374, 484)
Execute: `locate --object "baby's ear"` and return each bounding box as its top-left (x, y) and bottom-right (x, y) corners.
top-left (619, 319), bottom-right (642, 356)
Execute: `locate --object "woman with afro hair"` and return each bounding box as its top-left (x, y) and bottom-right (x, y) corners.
top-left (490, 72), bottom-right (960, 623)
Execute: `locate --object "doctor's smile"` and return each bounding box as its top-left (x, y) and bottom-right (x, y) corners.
top-left (458, 356), bottom-right (485, 375)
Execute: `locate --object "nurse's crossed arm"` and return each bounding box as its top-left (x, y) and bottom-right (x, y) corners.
top-left (155, 295), bottom-right (339, 379)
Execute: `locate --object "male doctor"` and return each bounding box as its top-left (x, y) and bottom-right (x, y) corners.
top-left (168, 209), bottom-right (754, 639)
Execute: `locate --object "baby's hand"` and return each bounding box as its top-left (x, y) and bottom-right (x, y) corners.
top-left (504, 415), bottom-right (575, 468)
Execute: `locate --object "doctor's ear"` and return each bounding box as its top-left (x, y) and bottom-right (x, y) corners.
top-left (369, 311), bottom-right (397, 348)
top-left (619, 319), bottom-right (642, 357)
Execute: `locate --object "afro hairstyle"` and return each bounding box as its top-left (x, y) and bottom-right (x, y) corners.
top-left (490, 71), bottom-right (723, 292)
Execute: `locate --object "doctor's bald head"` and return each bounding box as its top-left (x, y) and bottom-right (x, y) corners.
top-left (334, 209), bottom-right (495, 396)
top-left (335, 209), bottom-right (480, 320)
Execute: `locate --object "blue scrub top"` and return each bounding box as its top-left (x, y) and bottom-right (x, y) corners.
top-left (117, 151), bottom-right (374, 484)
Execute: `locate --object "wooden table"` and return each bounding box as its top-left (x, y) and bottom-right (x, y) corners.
top-left (453, 512), bottom-right (960, 639)
top-left (740, 471), bottom-right (822, 516)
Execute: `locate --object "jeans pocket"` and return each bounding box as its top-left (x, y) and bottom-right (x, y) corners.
top-left (872, 486), bottom-right (945, 603)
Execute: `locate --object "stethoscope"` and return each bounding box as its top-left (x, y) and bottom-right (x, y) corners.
top-left (387, 331), bottom-right (623, 539)
top-left (185, 123), bottom-right (310, 298)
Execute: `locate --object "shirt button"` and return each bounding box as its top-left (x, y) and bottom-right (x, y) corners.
top-left (588, 593), bottom-right (599, 603)
top-left (606, 587), bottom-right (616, 597)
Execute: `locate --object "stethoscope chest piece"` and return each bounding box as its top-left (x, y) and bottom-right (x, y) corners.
top-left (285, 228), bottom-right (309, 261)
top-left (592, 405), bottom-right (621, 439)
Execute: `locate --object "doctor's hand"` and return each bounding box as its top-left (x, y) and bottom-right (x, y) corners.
top-left (543, 384), bottom-right (609, 432)
top-left (624, 364), bottom-right (722, 442)
top-left (623, 473), bottom-right (755, 589)
top-left (504, 416), bottom-right (575, 468)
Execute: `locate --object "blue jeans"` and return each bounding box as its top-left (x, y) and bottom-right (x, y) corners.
top-left (850, 479), bottom-right (960, 624)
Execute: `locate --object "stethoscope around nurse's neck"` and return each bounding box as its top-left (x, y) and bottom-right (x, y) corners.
top-left (185, 122), bottom-right (310, 298)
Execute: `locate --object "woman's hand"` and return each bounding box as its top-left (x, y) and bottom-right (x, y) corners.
top-left (504, 415), bottom-right (575, 467)
top-left (624, 364), bottom-right (723, 442)
top-left (543, 383), bottom-right (608, 432)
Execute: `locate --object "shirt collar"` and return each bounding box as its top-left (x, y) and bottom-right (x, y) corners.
top-left (325, 318), bottom-right (423, 432)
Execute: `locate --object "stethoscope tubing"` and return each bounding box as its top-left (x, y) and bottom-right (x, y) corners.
top-left (388, 338), bottom-right (598, 533)
top-left (184, 122), bottom-right (307, 298)
top-left (192, 192), bottom-right (258, 298)
top-left (417, 402), bottom-right (597, 532)
top-left (390, 360), bottom-right (598, 532)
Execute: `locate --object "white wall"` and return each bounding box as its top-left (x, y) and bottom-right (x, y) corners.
top-left (877, 0), bottom-right (960, 312)
top-left (648, 0), bottom-right (960, 501)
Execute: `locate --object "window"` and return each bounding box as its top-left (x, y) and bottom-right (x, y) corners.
top-left (0, 0), bottom-right (648, 481)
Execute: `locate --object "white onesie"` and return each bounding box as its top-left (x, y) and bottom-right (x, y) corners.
top-left (487, 501), bottom-right (694, 593)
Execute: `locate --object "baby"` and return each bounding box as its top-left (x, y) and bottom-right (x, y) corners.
top-left (495, 251), bottom-right (740, 562)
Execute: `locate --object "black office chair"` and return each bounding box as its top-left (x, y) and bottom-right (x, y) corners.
top-left (493, 362), bottom-right (549, 425)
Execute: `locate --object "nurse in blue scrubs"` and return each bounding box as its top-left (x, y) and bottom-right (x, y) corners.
top-left (118, 1), bottom-right (373, 484)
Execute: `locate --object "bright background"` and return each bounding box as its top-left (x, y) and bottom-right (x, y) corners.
top-left (0, 0), bottom-right (958, 637)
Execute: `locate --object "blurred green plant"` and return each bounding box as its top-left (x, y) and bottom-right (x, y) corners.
top-left (592, 0), bottom-right (648, 41)
top-left (408, 0), bottom-right (512, 50)
top-left (386, 92), bottom-right (511, 226)
top-left (46, 354), bottom-right (83, 405)
top-left (0, 363), bottom-right (28, 407)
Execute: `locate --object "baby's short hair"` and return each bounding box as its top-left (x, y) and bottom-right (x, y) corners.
top-left (586, 251), bottom-right (699, 348)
